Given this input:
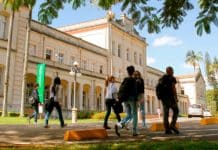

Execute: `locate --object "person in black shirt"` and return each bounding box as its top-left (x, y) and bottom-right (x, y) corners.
top-left (158, 66), bottom-right (179, 134)
top-left (134, 70), bottom-right (146, 127)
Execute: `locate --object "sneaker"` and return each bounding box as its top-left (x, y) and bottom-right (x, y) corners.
top-left (103, 126), bottom-right (111, 130)
top-left (165, 130), bottom-right (173, 135)
top-left (115, 124), bottom-right (120, 137)
top-left (170, 126), bottom-right (179, 134)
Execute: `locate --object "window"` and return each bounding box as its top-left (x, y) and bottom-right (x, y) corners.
top-left (118, 44), bottom-right (121, 57)
top-left (58, 53), bottom-right (64, 63)
top-left (112, 41), bottom-right (115, 55)
top-left (81, 60), bottom-right (87, 69)
top-left (181, 88), bottom-right (185, 95)
top-left (29, 44), bottom-right (36, 56)
top-left (134, 52), bottom-right (137, 64)
top-left (0, 15), bottom-right (6, 39)
top-left (126, 48), bottom-right (130, 61)
top-left (91, 64), bottom-right (94, 72)
top-left (70, 56), bottom-right (75, 65)
top-left (100, 65), bottom-right (103, 74)
top-left (0, 67), bottom-right (3, 95)
top-left (45, 49), bottom-right (52, 60)
top-left (139, 54), bottom-right (142, 66)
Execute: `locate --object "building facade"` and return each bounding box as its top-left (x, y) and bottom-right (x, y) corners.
top-left (177, 69), bottom-right (206, 107)
top-left (145, 66), bottom-right (189, 115)
top-left (0, 5), bottom-right (204, 117)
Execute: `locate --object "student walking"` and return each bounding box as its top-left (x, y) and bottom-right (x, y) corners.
top-left (115, 66), bottom-right (138, 136)
top-left (156, 66), bottom-right (179, 134)
top-left (28, 83), bottom-right (40, 124)
top-left (134, 71), bottom-right (146, 127)
top-left (103, 76), bottom-right (121, 129)
top-left (44, 77), bottom-right (66, 128)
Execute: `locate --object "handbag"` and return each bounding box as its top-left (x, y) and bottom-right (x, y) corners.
top-left (28, 96), bottom-right (36, 105)
top-left (45, 97), bottom-right (54, 112)
top-left (114, 101), bottom-right (123, 113)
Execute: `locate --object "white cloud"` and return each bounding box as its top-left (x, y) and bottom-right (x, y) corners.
top-left (147, 57), bottom-right (156, 65)
top-left (182, 63), bottom-right (193, 69)
top-left (153, 36), bottom-right (183, 47)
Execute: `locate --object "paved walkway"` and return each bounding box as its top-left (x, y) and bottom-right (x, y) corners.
top-left (0, 118), bottom-right (218, 146)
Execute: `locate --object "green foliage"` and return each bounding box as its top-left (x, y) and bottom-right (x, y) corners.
top-left (77, 110), bottom-right (97, 119)
top-left (38, 0), bottom-right (85, 24)
top-left (185, 50), bottom-right (203, 71)
top-left (206, 89), bottom-right (218, 113)
top-left (205, 52), bottom-right (218, 88)
top-left (36, 0), bottom-right (218, 35)
top-left (195, 0), bottom-right (218, 36)
top-left (91, 111), bottom-right (126, 119)
top-left (3, 140), bottom-right (218, 150)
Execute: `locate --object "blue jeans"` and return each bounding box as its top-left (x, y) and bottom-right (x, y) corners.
top-left (120, 96), bottom-right (138, 134)
top-left (44, 102), bottom-right (64, 127)
top-left (138, 94), bottom-right (146, 127)
top-left (29, 105), bottom-right (38, 123)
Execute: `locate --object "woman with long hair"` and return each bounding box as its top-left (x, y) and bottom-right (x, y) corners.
top-left (103, 76), bottom-right (121, 129)
top-left (134, 70), bottom-right (146, 127)
top-left (44, 76), bottom-right (66, 128)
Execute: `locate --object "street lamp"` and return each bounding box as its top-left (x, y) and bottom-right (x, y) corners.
top-left (69, 61), bottom-right (81, 123)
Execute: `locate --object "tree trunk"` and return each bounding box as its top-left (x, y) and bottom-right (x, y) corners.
top-left (2, 11), bottom-right (15, 117)
top-left (20, 8), bottom-right (32, 117)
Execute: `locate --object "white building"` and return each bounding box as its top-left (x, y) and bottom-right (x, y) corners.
top-left (0, 5), bottom-right (206, 117)
top-left (177, 69), bottom-right (206, 107)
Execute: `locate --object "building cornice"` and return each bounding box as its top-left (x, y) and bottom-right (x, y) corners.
top-left (31, 20), bottom-right (108, 57)
top-left (28, 56), bottom-right (106, 80)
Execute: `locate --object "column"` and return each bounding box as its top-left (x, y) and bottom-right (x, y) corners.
top-left (79, 83), bottom-right (83, 110)
top-left (67, 81), bottom-right (72, 110)
top-left (101, 87), bottom-right (105, 111)
top-left (90, 80), bottom-right (95, 110)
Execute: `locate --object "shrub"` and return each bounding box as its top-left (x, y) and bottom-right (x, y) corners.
top-left (8, 112), bottom-right (19, 117)
top-left (179, 114), bottom-right (188, 117)
top-left (91, 112), bottom-right (126, 119)
top-left (77, 110), bottom-right (98, 119)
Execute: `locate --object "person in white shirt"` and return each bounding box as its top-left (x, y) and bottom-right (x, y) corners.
top-left (44, 76), bottom-right (66, 128)
top-left (103, 76), bottom-right (121, 129)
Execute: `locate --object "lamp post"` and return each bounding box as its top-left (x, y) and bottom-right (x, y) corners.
top-left (69, 61), bottom-right (81, 123)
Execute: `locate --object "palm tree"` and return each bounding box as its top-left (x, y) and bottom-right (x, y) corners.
top-left (185, 50), bottom-right (203, 71)
top-left (205, 52), bottom-right (218, 111)
top-left (1, 0), bottom-right (23, 117)
top-left (20, 0), bottom-right (36, 117)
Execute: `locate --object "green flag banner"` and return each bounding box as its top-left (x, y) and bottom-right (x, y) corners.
top-left (36, 64), bottom-right (46, 103)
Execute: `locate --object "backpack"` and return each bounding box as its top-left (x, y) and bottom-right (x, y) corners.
top-left (28, 96), bottom-right (36, 105)
top-left (28, 90), bottom-right (38, 105)
top-left (118, 77), bottom-right (136, 102)
top-left (155, 76), bottom-right (169, 100)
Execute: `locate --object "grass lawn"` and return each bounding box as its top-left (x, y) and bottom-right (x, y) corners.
top-left (2, 141), bottom-right (218, 150)
top-left (0, 116), bottom-right (102, 125)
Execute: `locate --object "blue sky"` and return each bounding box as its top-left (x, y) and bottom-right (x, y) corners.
top-left (32, 1), bottom-right (217, 78)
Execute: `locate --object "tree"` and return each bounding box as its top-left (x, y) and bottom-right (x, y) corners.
top-left (20, 0), bottom-right (36, 117)
top-left (37, 0), bottom-right (218, 36)
top-left (1, 0), bottom-right (23, 117)
top-left (185, 50), bottom-right (203, 71)
top-left (205, 52), bottom-right (218, 113)
top-left (1, 0), bottom-right (36, 117)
